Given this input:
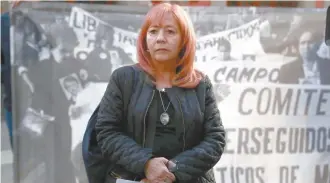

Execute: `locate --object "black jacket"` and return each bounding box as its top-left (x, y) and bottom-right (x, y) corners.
top-left (95, 65), bottom-right (226, 183)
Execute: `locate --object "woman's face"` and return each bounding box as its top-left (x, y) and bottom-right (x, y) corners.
top-left (146, 13), bottom-right (182, 63)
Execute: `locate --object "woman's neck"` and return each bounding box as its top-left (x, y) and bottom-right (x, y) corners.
top-left (155, 72), bottom-right (173, 89)
top-left (153, 60), bottom-right (176, 88)
top-left (154, 60), bottom-right (176, 73)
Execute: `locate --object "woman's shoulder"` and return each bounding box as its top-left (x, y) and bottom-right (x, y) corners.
top-left (194, 69), bottom-right (212, 86)
top-left (111, 63), bottom-right (140, 78)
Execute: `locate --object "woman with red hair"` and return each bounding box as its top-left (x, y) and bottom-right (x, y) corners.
top-left (94, 3), bottom-right (226, 183)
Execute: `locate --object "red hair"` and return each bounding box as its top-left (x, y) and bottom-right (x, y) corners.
top-left (137, 3), bottom-right (202, 88)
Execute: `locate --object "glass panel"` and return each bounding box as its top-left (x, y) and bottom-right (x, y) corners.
top-left (9, 2), bottom-right (329, 183)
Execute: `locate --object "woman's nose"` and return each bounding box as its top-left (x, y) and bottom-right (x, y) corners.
top-left (156, 30), bottom-right (166, 43)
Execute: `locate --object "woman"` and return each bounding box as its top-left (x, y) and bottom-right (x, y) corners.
top-left (95, 3), bottom-right (226, 183)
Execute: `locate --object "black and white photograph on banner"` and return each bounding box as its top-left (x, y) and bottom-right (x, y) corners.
top-left (10, 2), bottom-right (330, 183)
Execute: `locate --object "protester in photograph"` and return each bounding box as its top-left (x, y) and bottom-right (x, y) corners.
top-left (104, 25), bottom-right (136, 68)
top-left (278, 29), bottom-right (323, 85)
top-left (259, 14), bottom-right (302, 55)
top-left (11, 13), bottom-right (52, 181)
top-left (86, 3), bottom-right (226, 183)
top-left (316, 40), bottom-right (330, 85)
top-left (85, 25), bottom-right (112, 82)
top-left (212, 38), bottom-right (233, 61)
top-left (13, 11), bottom-right (44, 120)
top-left (15, 14), bottom-right (82, 182)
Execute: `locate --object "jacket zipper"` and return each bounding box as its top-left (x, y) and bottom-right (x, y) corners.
top-left (176, 96), bottom-right (186, 152)
top-left (142, 90), bottom-right (155, 148)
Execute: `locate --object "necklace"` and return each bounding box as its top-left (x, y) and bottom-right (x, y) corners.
top-left (158, 90), bottom-right (171, 125)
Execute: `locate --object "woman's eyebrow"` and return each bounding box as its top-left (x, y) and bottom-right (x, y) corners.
top-left (149, 24), bottom-right (177, 28)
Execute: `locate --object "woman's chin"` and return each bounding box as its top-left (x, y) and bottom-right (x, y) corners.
top-left (153, 55), bottom-right (173, 63)
top-left (154, 58), bottom-right (170, 63)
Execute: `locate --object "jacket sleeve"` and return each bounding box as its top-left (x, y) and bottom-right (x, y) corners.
top-left (170, 76), bottom-right (226, 182)
top-left (95, 68), bottom-right (153, 176)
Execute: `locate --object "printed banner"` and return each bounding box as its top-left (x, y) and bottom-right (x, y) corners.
top-left (195, 61), bottom-right (287, 84)
top-left (213, 84), bottom-right (330, 183)
top-left (69, 7), bottom-right (138, 65)
top-left (196, 19), bottom-right (265, 62)
top-left (9, 2), bottom-right (329, 183)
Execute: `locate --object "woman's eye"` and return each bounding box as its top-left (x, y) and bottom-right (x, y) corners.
top-left (149, 29), bottom-right (157, 34)
top-left (167, 30), bottom-right (175, 34)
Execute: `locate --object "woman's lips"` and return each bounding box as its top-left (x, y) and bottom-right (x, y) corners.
top-left (156, 48), bottom-right (169, 52)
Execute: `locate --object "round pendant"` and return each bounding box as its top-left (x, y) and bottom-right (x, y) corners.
top-left (160, 112), bottom-right (170, 125)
